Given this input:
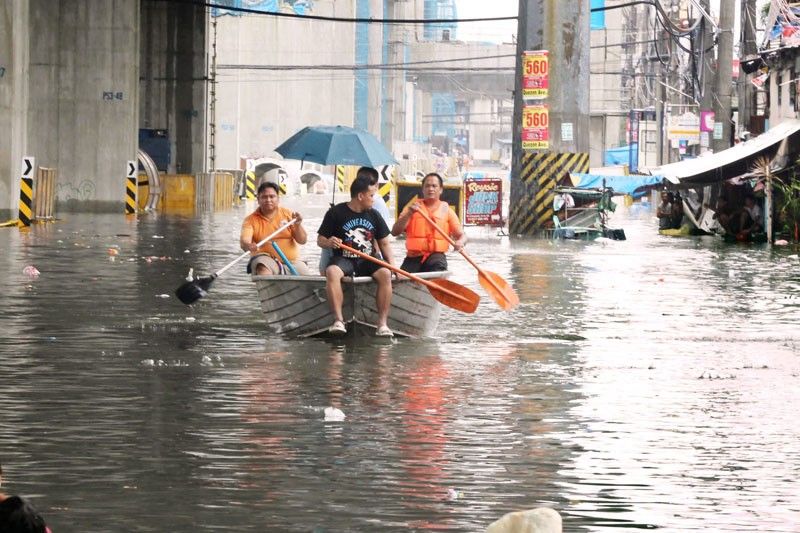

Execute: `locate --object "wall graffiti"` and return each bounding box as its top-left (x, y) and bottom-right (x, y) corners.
top-left (56, 180), bottom-right (96, 201)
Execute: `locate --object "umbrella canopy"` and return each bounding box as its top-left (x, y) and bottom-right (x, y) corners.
top-left (275, 125), bottom-right (397, 167)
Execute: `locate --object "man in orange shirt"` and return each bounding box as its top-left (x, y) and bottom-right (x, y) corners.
top-left (391, 172), bottom-right (465, 273)
top-left (240, 181), bottom-right (310, 275)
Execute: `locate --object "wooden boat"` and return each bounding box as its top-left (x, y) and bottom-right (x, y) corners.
top-left (253, 271), bottom-right (448, 338)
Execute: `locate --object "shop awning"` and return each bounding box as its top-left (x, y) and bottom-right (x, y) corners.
top-left (649, 119), bottom-right (800, 186)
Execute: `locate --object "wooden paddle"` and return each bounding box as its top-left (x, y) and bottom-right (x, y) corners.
top-left (414, 207), bottom-right (519, 311)
top-left (336, 243), bottom-right (479, 313)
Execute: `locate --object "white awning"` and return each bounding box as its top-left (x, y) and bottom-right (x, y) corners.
top-left (648, 119), bottom-right (800, 186)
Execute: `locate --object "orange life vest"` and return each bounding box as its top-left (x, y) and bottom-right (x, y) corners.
top-left (405, 200), bottom-right (451, 255)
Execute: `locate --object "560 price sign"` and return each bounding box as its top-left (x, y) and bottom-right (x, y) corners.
top-left (522, 50), bottom-right (549, 99)
top-left (522, 105), bottom-right (549, 150)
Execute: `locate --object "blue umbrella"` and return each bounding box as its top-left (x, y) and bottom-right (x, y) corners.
top-left (275, 125), bottom-right (397, 167)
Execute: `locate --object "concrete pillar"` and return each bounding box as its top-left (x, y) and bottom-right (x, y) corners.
top-left (139, 1), bottom-right (206, 174)
top-left (510, 0), bottom-right (590, 236)
top-left (0, 0), bottom-right (30, 219)
top-left (1, 0), bottom-right (141, 214)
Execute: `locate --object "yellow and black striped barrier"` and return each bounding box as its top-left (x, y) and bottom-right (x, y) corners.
top-left (378, 165), bottom-right (394, 204)
top-left (125, 160), bottom-right (137, 215)
top-left (509, 152), bottom-right (589, 236)
top-left (278, 174), bottom-right (287, 195)
top-left (335, 165), bottom-right (345, 192)
top-left (17, 157), bottom-right (35, 228)
top-left (245, 170), bottom-right (256, 199)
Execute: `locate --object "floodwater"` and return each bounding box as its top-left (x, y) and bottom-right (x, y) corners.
top-left (1, 193), bottom-right (799, 532)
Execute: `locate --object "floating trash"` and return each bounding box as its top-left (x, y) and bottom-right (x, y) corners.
top-left (446, 488), bottom-right (462, 501)
top-left (323, 407), bottom-right (346, 422)
top-left (22, 265), bottom-right (40, 278)
top-left (155, 294), bottom-right (170, 299)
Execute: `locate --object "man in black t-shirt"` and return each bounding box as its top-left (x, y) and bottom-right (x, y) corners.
top-left (317, 175), bottom-right (395, 337)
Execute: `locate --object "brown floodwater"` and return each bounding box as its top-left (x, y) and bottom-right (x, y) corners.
top-left (0, 193), bottom-right (798, 532)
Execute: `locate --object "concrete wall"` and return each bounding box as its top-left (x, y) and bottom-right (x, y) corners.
top-left (0, 0), bottom-right (140, 216)
top-left (211, 0), bottom-right (356, 170)
top-left (140, 2), bottom-right (206, 174)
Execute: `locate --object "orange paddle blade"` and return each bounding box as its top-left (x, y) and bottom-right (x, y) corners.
top-left (428, 278), bottom-right (480, 313)
top-left (477, 270), bottom-right (520, 311)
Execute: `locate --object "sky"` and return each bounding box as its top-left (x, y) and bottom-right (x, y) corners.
top-left (455, 0), bottom-right (518, 44)
top-left (454, 0), bottom-right (772, 44)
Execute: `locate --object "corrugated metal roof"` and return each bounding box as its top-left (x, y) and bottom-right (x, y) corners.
top-left (648, 120), bottom-right (800, 186)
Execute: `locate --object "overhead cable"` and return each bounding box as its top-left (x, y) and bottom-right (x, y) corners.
top-left (146, 0), bottom-right (518, 24)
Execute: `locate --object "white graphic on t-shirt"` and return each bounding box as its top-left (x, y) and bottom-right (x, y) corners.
top-left (345, 227), bottom-right (372, 256)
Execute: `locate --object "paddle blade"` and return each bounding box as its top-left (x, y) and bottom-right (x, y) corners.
top-left (175, 276), bottom-right (215, 305)
top-left (478, 270), bottom-right (520, 311)
top-left (427, 278), bottom-right (480, 313)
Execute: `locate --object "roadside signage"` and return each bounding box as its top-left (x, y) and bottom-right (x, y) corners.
top-left (464, 177), bottom-right (503, 226)
top-left (668, 112), bottom-right (700, 144)
top-left (522, 105), bottom-right (549, 150)
top-left (522, 50), bottom-right (549, 99)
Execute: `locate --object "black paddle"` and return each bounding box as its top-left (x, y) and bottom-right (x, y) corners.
top-left (175, 218), bottom-right (297, 305)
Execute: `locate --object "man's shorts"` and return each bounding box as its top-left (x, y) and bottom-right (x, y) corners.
top-left (247, 253), bottom-right (311, 275)
top-left (400, 252), bottom-right (447, 273)
top-left (327, 255), bottom-right (384, 277)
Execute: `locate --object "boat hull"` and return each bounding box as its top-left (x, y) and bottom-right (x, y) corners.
top-left (253, 272), bottom-right (446, 338)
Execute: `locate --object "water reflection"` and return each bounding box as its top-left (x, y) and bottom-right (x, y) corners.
top-left (0, 203), bottom-right (799, 531)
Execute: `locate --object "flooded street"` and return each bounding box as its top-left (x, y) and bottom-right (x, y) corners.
top-left (1, 195), bottom-right (799, 532)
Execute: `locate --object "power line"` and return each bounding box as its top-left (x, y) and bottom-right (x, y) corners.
top-left (146, 0), bottom-right (518, 24)
top-left (217, 53), bottom-right (516, 72)
top-left (217, 64), bottom-right (513, 72)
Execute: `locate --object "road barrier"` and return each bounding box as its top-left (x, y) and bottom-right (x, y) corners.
top-left (33, 167), bottom-right (58, 221)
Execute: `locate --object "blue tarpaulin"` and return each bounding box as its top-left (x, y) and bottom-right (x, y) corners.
top-left (569, 173), bottom-right (663, 199)
top-left (590, 0), bottom-right (605, 30)
top-left (211, 1), bottom-right (311, 17)
top-left (604, 145), bottom-right (636, 166)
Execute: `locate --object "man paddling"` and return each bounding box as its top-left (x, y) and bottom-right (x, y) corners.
top-left (317, 175), bottom-right (395, 337)
top-left (240, 181), bottom-right (310, 275)
top-left (391, 172), bottom-right (465, 273)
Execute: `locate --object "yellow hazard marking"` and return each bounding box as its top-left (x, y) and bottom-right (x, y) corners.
top-left (510, 152), bottom-right (589, 235)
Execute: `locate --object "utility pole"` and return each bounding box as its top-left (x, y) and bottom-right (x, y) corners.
top-left (712, 0), bottom-right (734, 152)
top-left (699, 0), bottom-right (715, 155)
top-left (737, 0), bottom-right (758, 137)
top-left (510, 0), bottom-right (590, 236)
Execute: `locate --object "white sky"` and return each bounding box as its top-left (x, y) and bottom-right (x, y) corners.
top-left (455, 0), bottom-right (772, 44)
top-left (456, 0), bottom-right (518, 44)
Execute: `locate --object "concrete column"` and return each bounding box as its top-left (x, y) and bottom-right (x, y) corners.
top-left (0, 0), bottom-right (30, 219)
top-left (737, 0), bottom-right (757, 137)
top-left (510, 0), bottom-right (590, 236)
top-left (712, 0), bottom-right (734, 152)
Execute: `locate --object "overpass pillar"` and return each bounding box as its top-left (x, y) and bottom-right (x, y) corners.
top-left (0, 0), bottom-right (30, 220)
top-left (510, 0), bottom-right (591, 236)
